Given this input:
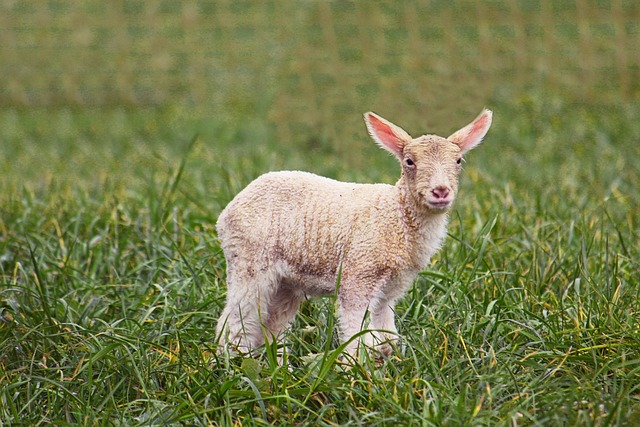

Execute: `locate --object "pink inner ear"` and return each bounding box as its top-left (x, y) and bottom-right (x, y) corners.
top-left (368, 114), bottom-right (404, 156)
top-left (452, 109), bottom-right (492, 153)
top-left (467, 114), bottom-right (491, 143)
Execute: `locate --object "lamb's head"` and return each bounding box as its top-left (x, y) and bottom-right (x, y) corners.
top-left (365, 109), bottom-right (493, 211)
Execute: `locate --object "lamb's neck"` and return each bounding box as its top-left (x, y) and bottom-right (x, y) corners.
top-left (395, 178), bottom-right (450, 269)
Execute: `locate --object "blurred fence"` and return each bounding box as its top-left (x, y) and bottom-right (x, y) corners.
top-left (1, 0), bottom-right (639, 142)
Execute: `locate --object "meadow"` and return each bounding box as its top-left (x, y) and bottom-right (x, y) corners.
top-left (1, 94), bottom-right (639, 426)
top-left (2, 1), bottom-right (640, 426)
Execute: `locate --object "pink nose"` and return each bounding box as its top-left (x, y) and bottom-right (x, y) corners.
top-left (431, 186), bottom-right (450, 200)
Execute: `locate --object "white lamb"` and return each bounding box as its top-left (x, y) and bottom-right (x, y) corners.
top-left (216, 109), bottom-right (493, 358)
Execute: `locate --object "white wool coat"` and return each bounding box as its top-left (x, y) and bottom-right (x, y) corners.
top-left (217, 170), bottom-right (449, 306)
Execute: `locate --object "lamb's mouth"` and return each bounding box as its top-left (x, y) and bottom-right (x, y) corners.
top-left (426, 199), bottom-right (452, 210)
top-left (417, 188), bottom-right (454, 210)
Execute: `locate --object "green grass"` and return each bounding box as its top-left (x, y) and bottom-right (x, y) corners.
top-left (1, 94), bottom-right (640, 426)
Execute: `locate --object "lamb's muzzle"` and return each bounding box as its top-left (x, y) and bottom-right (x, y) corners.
top-left (427, 185), bottom-right (452, 208)
top-left (215, 108), bottom-right (493, 360)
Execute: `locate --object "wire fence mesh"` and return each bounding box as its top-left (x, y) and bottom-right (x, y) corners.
top-left (2, 0), bottom-right (639, 141)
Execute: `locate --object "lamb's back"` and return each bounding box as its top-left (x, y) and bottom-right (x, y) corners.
top-left (219, 170), bottom-right (395, 233)
top-left (216, 171), bottom-right (403, 268)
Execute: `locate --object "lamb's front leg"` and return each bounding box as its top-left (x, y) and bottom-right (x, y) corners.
top-left (337, 277), bottom-right (387, 359)
top-left (337, 295), bottom-right (369, 358)
top-left (370, 298), bottom-right (400, 357)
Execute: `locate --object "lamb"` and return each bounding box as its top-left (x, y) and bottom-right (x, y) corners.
top-left (215, 109), bottom-right (493, 358)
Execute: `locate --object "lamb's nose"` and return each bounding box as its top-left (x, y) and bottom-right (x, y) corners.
top-left (431, 186), bottom-right (450, 199)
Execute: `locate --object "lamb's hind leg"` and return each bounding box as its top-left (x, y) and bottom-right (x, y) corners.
top-left (216, 264), bottom-right (275, 353)
top-left (263, 283), bottom-right (304, 342)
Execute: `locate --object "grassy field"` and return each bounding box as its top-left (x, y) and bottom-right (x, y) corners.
top-left (1, 94), bottom-right (639, 426)
top-left (2, 1), bottom-right (640, 425)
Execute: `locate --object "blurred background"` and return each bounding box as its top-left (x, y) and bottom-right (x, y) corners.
top-left (1, 0), bottom-right (639, 195)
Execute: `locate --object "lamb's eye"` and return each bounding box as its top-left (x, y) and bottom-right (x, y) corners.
top-left (456, 157), bottom-right (462, 165)
top-left (405, 158), bottom-right (415, 167)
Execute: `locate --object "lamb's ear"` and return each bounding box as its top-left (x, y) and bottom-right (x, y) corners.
top-left (364, 112), bottom-right (412, 159)
top-left (448, 109), bottom-right (493, 154)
